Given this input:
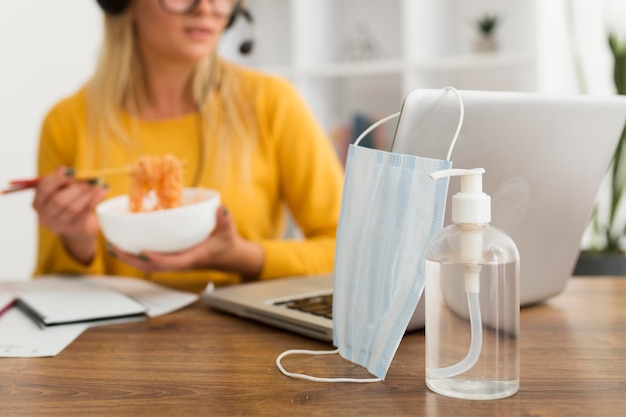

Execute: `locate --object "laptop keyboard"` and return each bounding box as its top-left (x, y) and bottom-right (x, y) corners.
top-left (274, 294), bottom-right (333, 319)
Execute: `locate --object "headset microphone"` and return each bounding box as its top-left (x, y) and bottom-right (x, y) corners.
top-left (237, 8), bottom-right (254, 55)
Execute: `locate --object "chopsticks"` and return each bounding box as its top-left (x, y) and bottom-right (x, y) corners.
top-left (1, 165), bottom-right (134, 195)
top-left (72, 165), bottom-right (134, 180)
top-left (1, 179), bottom-right (41, 195)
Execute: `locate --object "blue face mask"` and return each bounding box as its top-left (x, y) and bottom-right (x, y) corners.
top-left (276, 88), bottom-right (464, 382)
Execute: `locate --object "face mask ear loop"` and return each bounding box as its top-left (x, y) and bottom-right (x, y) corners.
top-left (276, 348), bottom-right (383, 383)
top-left (353, 87), bottom-right (463, 160)
top-left (353, 112), bottom-right (401, 147)
top-left (443, 86), bottom-right (465, 161)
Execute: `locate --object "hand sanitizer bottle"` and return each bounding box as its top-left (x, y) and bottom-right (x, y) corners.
top-left (425, 168), bottom-right (520, 400)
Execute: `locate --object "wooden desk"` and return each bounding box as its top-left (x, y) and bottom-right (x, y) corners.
top-left (1, 277), bottom-right (625, 416)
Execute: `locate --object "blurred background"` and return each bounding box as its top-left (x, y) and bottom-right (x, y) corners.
top-left (0, 0), bottom-right (622, 279)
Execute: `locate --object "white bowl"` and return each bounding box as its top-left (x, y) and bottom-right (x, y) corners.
top-left (96, 188), bottom-right (221, 254)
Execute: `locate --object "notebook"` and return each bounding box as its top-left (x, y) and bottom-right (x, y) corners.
top-left (202, 89), bottom-right (626, 342)
top-left (16, 276), bottom-right (148, 327)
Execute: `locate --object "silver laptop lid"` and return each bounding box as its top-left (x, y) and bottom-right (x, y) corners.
top-left (391, 89), bottom-right (626, 305)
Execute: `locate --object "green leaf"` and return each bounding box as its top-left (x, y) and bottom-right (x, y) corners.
top-left (476, 14), bottom-right (498, 36)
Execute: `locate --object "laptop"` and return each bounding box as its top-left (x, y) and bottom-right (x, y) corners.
top-left (202, 89), bottom-right (626, 342)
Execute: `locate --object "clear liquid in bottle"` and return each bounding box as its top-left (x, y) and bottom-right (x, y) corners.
top-left (425, 257), bottom-right (519, 400)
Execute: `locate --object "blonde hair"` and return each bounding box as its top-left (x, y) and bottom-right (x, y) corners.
top-left (87, 4), bottom-right (255, 183)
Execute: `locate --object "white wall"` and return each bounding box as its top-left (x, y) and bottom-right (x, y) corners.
top-left (0, 1), bottom-right (103, 280)
top-left (536, 0), bottom-right (614, 96)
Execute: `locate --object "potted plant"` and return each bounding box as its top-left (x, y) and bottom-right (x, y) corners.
top-left (575, 32), bottom-right (626, 274)
top-left (473, 13), bottom-right (499, 53)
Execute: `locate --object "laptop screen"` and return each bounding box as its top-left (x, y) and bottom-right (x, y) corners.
top-left (391, 89), bottom-right (626, 305)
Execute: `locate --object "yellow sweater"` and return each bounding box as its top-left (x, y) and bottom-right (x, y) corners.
top-left (35, 64), bottom-right (344, 293)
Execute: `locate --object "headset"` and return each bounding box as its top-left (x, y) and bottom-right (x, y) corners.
top-left (95, 0), bottom-right (254, 54)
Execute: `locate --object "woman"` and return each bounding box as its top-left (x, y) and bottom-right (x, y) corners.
top-left (33, 0), bottom-right (344, 292)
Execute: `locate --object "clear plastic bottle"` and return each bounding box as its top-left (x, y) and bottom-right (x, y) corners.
top-left (425, 168), bottom-right (520, 400)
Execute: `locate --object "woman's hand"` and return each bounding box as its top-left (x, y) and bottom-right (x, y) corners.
top-left (32, 166), bottom-right (109, 264)
top-left (107, 205), bottom-right (265, 280)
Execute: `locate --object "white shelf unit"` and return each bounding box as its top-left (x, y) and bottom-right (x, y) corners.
top-left (225, 0), bottom-right (538, 145)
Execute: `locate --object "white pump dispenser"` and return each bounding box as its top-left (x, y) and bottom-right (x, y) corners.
top-left (430, 168), bottom-right (489, 294)
top-left (434, 168), bottom-right (490, 224)
top-left (424, 168), bottom-right (520, 400)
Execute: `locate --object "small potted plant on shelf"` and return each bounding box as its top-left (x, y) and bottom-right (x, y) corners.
top-left (473, 13), bottom-right (499, 53)
top-left (575, 32), bottom-right (626, 275)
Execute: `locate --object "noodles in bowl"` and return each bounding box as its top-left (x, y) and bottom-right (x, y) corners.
top-left (130, 154), bottom-right (184, 212)
top-left (97, 187), bottom-right (221, 254)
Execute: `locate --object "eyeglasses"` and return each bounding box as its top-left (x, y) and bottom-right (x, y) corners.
top-left (158, 0), bottom-right (239, 18)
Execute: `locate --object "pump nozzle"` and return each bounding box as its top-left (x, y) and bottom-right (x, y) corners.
top-left (430, 167), bottom-right (490, 292)
top-left (430, 168), bottom-right (490, 225)
top-left (429, 167), bottom-right (485, 181)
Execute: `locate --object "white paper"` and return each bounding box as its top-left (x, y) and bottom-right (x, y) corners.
top-left (0, 275), bottom-right (199, 357)
top-left (0, 306), bottom-right (87, 357)
top-left (84, 276), bottom-right (199, 317)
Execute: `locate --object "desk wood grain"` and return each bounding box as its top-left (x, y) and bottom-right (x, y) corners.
top-left (1, 277), bottom-right (625, 416)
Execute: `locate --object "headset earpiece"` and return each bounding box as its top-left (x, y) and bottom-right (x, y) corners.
top-left (96, 0), bottom-right (130, 15)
